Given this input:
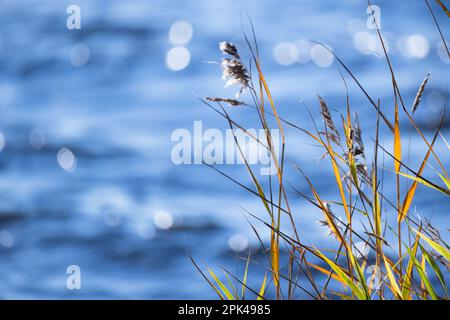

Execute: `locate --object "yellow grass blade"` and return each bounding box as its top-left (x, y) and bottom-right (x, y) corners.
top-left (307, 262), bottom-right (348, 287)
top-left (437, 172), bottom-right (450, 190)
top-left (328, 147), bottom-right (351, 224)
top-left (241, 251), bottom-right (251, 299)
top-left (395, 171), bottom-right (448, 194)
top-left (382, 256), bottom-right (403, 299)
top-left (223, 271), bottom-right (239, 299)
top-left (295, 165), bottom-right (346, 245)
top-left (255, 60), bottom-right (285, 142)
top-left (399, 131), bottom-right (438, 222)
top-left (414, 230), bottom-right (450, 261)
top-left (257, 272), bottom-right (267, 300)
top-left (270, 223), bottom-right (280, 289)
top-left (208, 268), bottom-right (235, 300)
top-left (400, 184), bottom-right (418, 223)
top-left (421, 255), bottom-right (427, 294)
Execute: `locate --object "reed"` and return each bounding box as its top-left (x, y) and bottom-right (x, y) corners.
top-left (193, 2), bottom-right (449, 300)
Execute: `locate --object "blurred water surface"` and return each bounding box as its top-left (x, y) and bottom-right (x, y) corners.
top-left (0, 0), bottom-right (448, 298)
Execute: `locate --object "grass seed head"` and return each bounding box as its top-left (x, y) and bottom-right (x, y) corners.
top-left (412, 72), bottom-right (431, 113)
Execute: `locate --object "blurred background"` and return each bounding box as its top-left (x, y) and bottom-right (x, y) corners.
top-left (0, 0), bottom-right (448, 298)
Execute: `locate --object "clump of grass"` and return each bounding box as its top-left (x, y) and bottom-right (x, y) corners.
top-left (194, 3), bottom-right (449, 300)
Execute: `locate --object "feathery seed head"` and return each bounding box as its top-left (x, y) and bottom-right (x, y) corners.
top-left (219, 42), bottom-right (240, 59)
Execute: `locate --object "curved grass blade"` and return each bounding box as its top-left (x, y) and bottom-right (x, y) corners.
top-left (208, 268), bottom-right (236, 300)
top-left (437, 172), bottom-right (450, 190)
top-left (241, 251), bottom-right (251, 299)
top-left (307, 262), bottom-right (348, 287)
top-left (314, 248), bottom-right (367, 300)
top-left (382, 256), bottom-right (403, 299)
top-left (436, 0), bottom-right (450, 17)
top-left (420, 245), bottom-right (448, 296)
top-left (405, 245), bottom-right (438, 300)
top-left (402, 230), bottom-right (421, 299)
top-left (189, 255), bottom-right (225, 300)
top-left (414, 230), bottom-right (450, 261)
top-left (395, 171), bottom-right (449, 195)
top-left (257, 272), bottom-right (268, 300)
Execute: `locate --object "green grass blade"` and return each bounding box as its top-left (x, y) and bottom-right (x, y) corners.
top-left (315, 248), bottom-right (367, 300)
top-left (420, 245), bottom-right (448, 296)
top-left (395, 171), bottom-right (448, 195)
top-left (437, 172), bottom-right (450, 190)
top-left (415, 230), bottom-right (450, 261)
top-left (405, 246), bottom-right (438, 300)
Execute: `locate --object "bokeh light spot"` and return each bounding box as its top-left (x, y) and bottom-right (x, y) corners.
top-left (70, 43), bottom-right (90, 67)
top-left (169, 20), bottom-right (193, 46)
top-left (228, 234), bottom-right (249, 252)
top-left (273, 42), bottom-right (298, 65)
top-left (153, 210), bottom-right (174, 230)
top-left (399, 35), bottom-right (429, 59)
top-left (166, 46), bottom-right (191, 71)
top-left (311, 44), bottom-right (334, 67)
top-left (57, 147), bottom-right (77, 172)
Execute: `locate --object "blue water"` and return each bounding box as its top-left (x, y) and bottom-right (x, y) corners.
top-left (0, 0), bottom-right (448, 299)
